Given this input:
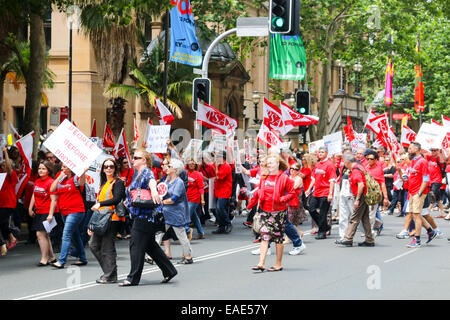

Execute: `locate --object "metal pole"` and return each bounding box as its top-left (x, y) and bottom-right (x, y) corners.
top-left (201, 28), bottom-right (237, 78)
top-left (163, 9), bottom-right (170, 105)
top-left (266, 33), bottom-right (271, 99)
top-left (68, 23), bottom-right (72, 121)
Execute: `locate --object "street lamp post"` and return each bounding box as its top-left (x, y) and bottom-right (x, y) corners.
top-left (252, 90), bottom-right (260, 124)
top-left (336, 59), bottom-right (346, 94)
top-left (353, 61), bottom-right (363, 96)
top-left (66, 5), bottom-right (80, 122)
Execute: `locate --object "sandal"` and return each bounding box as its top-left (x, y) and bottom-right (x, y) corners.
top-left (118, 280), bottom-right (136, 287)
top-left (71, 261), bottom-right (88, 266)
top-left (0, 244), bottom-right (7, 257)
top-left (268, 266), bottom-right (283, 272)
top-left (145, 257), bottom-right (154, 264)
top-left (161, 274), bottom-right (176, 284)
top-left (251, 265), bottom-right (265, 272)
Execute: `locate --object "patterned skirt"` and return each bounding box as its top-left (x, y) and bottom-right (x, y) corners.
top-left (288, 194), bottom-right (308, 225)
top-left (259, 210), bottom-right (287, 244)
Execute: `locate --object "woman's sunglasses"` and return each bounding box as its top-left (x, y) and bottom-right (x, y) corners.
top-left (103, 164), bottom-right (115, 169)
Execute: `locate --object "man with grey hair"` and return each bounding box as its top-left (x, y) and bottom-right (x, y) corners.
top-left (336, 153), bottom-right (375, 247)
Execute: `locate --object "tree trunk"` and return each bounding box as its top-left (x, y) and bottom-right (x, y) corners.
top-left (23, 13), bottom-right (45, 160)
top-left (316, 49), bottom-right (332, 139)
top-left (0, 77), bottom-right (4, 134)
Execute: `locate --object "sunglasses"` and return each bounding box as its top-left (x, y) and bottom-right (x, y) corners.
top-left (133, 156), bottom-right (143, 160)
top-left (103, 165), bottom-right (115, 169)
top-left (366, 157), bottom-right (375, 160)
top-left (290, 168), bottom-right (299, 171)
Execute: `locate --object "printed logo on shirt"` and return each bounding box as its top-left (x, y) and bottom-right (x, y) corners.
top-left (265, 180), bottom-right (275, 187)
top-left (314, 169), bottom-right (326, 175)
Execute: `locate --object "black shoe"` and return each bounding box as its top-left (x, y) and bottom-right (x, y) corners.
top-left (335, 239), bottom-right (353, 247)
top-left (358, 241), bottom-right (375, 247)
top-left (315, 232), bottom-right (326, 240)
top-left (96, 278), bottom-right (117, 284)
top-left (396, 214), bottom-right (405, 217)
top-left (212, 229), bottom-right (226, 234)
top-left (225, 224), bottom-right (233, 233)
top-left (177, 257), bottom-right (193, 265)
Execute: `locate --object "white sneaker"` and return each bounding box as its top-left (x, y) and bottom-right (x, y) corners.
top-left (251, 248), bottom-right (271, 256)
top-left (436, 230), bottom-right (444, 239)
top-left (209, 216), bottom-right (216, 223)
top-left (396, 230), bottom-right (409, 239)
top-left (289, 243), bottom-right (306, 255)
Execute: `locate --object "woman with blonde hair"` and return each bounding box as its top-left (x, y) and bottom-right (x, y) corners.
top-left (247, 154), bottom-right (296, 272)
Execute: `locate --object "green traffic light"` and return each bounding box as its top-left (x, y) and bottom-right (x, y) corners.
top-left (299, 107), bottom-right (306, 113)
top-left (272, 17), bottom-right (285, 28)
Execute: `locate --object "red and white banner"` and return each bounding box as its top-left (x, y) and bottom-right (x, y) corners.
top-left (196, 99), bottom-right (238, 135)
top-left (400, 125), bottom-right (416, 148)
top-left (366, 111), bottom-right (389, 134)
top-left (90, 119), bottom-right (97, 138)
top-left (102, 123), bottom-right (116, 148)
top-left (155, 97), bottom-right (175, 125)
top-left (280, 101), bottom-right (318, 130)
top-left (442, 115), bottom-right (450, 128)
top-left (112, 128), bottom-right (132, 167)
top-left (257, 123), bottom-right (282, 149)
top-left (15, 132), bottom-right (34, 196)
top-left (263, 98), bottom-right (284, 135)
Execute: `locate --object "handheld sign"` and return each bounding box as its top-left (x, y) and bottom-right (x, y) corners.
top-left (145, 125), bottom-right (171, 154)
top-left (43, 119), bottom-right (103, 176)
top-left (415, 123), bottom-right (447, 151)
top-left (157, 182), bottom-right (168, 197)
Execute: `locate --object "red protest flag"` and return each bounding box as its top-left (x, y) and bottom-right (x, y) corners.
top-left (344, 116), bottom-right (356, 142)
top-left (113, 128), bottom-right (132, 167)
top-left (102, 123), bottom-right (116, 148)
top-left (155, 97), bottom-right (175, 125)
top-left (196, 99), bottom-right (238, 135)
top-left (414, 36), bottom-right (425, 113)
top-left (91, 119), bottom-right (97, 137)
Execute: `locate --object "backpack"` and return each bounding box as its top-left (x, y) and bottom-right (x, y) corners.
top-left (354, 167), bottom-right (382, 206)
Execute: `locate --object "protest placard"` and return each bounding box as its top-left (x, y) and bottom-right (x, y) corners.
top-left (415, 123), bottom-right (448, 151)
top-left (309, 139), bottom-right (324, 154)
top-left (85, 152), bottom-right (111, 194)
top-left (145, 125), bottom-right (171, 154)
top-left (0, 134), bottom-right (7, 161)
top-left (351, 133), bottom-right (367, 153)
top-left (43, 119), bottom-right (103, 176)
top-left (323, 132), bottom-right (343, 155)
top-left (182, 139), bottom-right (203, 162)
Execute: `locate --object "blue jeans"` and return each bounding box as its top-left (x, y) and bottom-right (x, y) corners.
top-left (69, 209), bottom-right (93, 258)
top-left (188, 202), bottom-right (205, 236)
top-left (58, 212), bottom-right (87, 265)
top-left (216, 198), bottom-right (230, 231)
top-left (285, 219), bottom-right (302, 247)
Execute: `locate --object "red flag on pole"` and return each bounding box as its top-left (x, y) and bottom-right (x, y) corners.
top-left (102, 123), bottom-right (115, 148)
top-left (155, 97), bottom-right (175, 125)
top-left (196, 99), bottom-right (238, 135)
top-left (113, 128), bottom-right (132, 167)
top-left (15, 132), bottom-right (34, 197)
top-left (414, 36), bottom-right (425, 113)
top-left (91, 119), bottom-right (97, 137)
top-left (344, 116), bottom-right (356, 142)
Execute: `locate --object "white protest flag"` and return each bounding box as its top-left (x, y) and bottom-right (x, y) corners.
top-left (365, 110), bottom-right (389, 134)
top-left (142, 118), bottom-right (153, 146)
top-left (155, 97), bottom-right (175, 125)
top-left (263, 98), bottom-right (285, 135)
top-left (43, 119), bottom-right (103, 176)
top-left (257, 123), bottom-right (282, 149)
top-left (280, 101), bottom-right (319, 128)
top-left (15, 132), bottom-right (34, 196)
top-left (196, 99), bottom-right (238, 135)
top-left (400, 125), bottom-right (416, 148)
top-left (133, 118), bottom-right (139, 148)
top-left (112, 128), bottom-right (132, 167)
top-left (9, 122), bottom-right (21, 141)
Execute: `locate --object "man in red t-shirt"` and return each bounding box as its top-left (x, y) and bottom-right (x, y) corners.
top-left (212, 152), bottom-right (233, 234)
top-left (336, 153), bottom-right (374, 247)
top-left (427, 148), bottom-right (446, 217)
top-left (401, 142), bottom-right (437, 248)
top-left (309, 147), bottom-right (337, 239)
top-left (364, 150), bottom-right (389, 235)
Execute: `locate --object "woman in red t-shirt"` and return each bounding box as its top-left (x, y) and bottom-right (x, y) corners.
top-left (49, 165), bottom-right (88, 269)
top-left (248, 154), bottom-right (295, 272)
top-left (28, 161), bottom-right (56, 266)
top-left (287, 163), bottom-right (306, 241)
top-left (118, 157), bottom-right (135, 188)
top-left (186, 159), bottom-right (205, 240)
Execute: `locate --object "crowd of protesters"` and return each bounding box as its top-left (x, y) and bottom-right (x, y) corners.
top-left (1, 134), bottom-right (450, 283)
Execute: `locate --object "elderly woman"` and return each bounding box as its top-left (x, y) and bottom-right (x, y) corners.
top-left (160, 158), bottom-right (193, 264)
top-left (119, 149), bottom-right (177, 286)
top-left (247, 154), bottom-right (296, 272)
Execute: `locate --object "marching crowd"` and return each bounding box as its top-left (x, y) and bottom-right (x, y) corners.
top-left (1, 137), bottom-right (450, 285)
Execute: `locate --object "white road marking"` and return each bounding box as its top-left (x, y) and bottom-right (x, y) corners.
top-left (384, 248), bottom-right (420, 263)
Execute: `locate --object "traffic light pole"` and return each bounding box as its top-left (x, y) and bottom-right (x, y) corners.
top-left (200, 28), bottom-right (237, 79)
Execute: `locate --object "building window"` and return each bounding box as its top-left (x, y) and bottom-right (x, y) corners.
top-left (44, 8), bottom-right (52, 51)
top-left (14, 106), bottom-right (48, 135)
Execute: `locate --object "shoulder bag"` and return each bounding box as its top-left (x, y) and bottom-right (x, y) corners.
top-left (130, 172), bottom-right (159, 209)
top-left (88, 208), bottom-right (113, 235)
